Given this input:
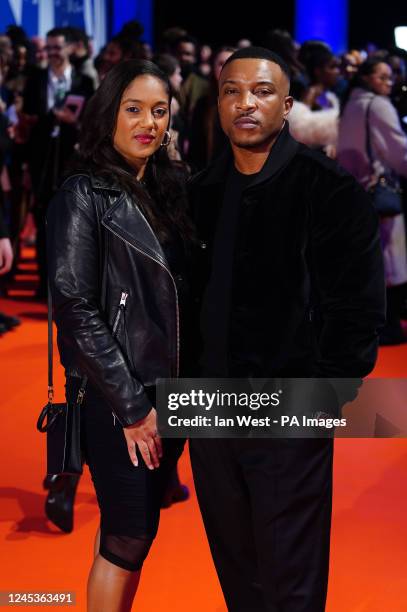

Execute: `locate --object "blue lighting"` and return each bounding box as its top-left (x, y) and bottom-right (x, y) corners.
top-left (109, 0), bottom-right (153, 45)
top-left (295, 0), bottom-right (348, 54)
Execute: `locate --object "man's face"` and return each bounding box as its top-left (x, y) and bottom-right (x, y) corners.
top-left (46, 35), bottom-right (71, 70)
top-left (218, 58), bottom-right (293, 150)
top-left (177, 42), bottom-right (196, 66)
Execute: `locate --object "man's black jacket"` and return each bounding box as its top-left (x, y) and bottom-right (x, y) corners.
top-left (188, 124), bottom-right (386, 391)
top-left (23, 67), bottom-right (94, 202)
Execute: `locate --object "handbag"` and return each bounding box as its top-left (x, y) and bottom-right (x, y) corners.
top-left (36, 287), bottom-right (88, 475)
top-left (365, 98), bottom-right (403, 217)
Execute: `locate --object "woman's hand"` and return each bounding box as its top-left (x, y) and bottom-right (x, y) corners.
top-left (0, 238), bottom-right (13, 275)
top-left (123, 408), bottom-right (163, 470)
top-left (301, 84), bottom-right (324, 108)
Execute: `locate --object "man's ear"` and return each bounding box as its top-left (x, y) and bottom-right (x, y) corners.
top-left (283, 96), bottom-right (294, 119)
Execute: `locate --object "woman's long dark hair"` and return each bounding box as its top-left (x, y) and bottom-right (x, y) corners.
top-left (340, 57), bottom-right (390, 114)
top-left (74, 59), bottom-right (193, 243)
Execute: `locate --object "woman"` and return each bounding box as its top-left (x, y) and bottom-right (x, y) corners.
top-left (338, 57), bottom-right (407, 343)
top-left (153, 53), bottom-right (185, 160)
top-left (289, 43), bottom-right (340, 155)
top-left (47, 60), bottom-right (194, 611)
top-left (188, 46), bottom-right (235, 171)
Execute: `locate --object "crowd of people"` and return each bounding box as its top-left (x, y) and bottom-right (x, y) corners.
top-left (0, 18), bottom-right (399, 612)
top-left (0, 22), bottom-right (407, 341)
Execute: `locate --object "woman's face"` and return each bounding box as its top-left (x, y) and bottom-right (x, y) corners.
top-left (113, 75), bottom-right (170, 172)
top-left (213, 50), bottom-right (234, 82)
top-left (364, 62), bottom-right (393, 96)
top-left (169, 65), bottom-right (182, 92)
top-left (316, 57), bottom-right (340, 89)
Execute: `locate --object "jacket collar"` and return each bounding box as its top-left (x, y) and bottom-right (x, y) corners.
top-left (89, 173), bottom-right (122, 193)
top-left (189, 120), bottom-right (299, 190)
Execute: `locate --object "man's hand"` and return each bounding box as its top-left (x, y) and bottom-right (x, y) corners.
top-left (123, 408), bottom-right (163, 470)
top-left (0, 238), bottom-right (13, 275)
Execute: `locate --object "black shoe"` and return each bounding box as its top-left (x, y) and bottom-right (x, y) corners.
top-left (0, 323), bottom-right (6, 335)
top-left (44, 474), bottom-right (80, 533)
top-left (0, 313), bottom-right (21, 330)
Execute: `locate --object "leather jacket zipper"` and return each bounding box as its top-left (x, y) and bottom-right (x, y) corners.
top-left (104, 218), bottom-right (180, 378)
top-left (112, 291), bottom-right (128, 335)
top-left (112, 291), bottom-right (128, 426)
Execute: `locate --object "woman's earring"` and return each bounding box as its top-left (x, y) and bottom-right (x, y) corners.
top-left (161, 130), bottom-right (172, 147)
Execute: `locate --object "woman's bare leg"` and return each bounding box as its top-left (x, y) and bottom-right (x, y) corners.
top-left (93, 527), bottom-right (100, 559)
top-left (87, 553), bottom-right (141, 612)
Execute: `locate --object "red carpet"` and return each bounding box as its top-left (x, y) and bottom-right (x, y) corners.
top-left (0, 248), bottom-right (406, 611)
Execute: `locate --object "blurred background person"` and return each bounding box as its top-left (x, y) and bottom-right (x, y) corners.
top-left (66, 26), bottom-right (99, 90)
top-left (153, 53), bottom-right (185, 160)
top-left (288, 41), bottom-right (340, 154)
top-left (264, 28), bottom-right (307, 99)
top-left (174, 34), bottom-right (209, 124)
top-left (335, 50), bottom-right (362, 102)
top-left (338, 57), bottom-right (407, 344)
top-left (198, 44), bottom-right (212, 77)
top-left (299, 41), bottom-right (340, 111)
top-left (236, 38), bottom-right (252, 49)
top-left (22, 26), bottom-right (95, 299)
top-left (0, 109), bottom-right (20, 332)
top-left (389, 52), bottom-right (407, 130)
top-left (31, 36), bottom-right (48, 69)
top-left (188, 46), bottom-right (235, 170)
top-left (97, 35), bottom-right (143, 80)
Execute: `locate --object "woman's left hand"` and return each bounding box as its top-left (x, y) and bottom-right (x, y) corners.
top-left (123, 408), bottom-right (163, 470)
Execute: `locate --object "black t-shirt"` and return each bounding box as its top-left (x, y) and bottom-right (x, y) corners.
top-left (200, 164), bottom-right (260, 376)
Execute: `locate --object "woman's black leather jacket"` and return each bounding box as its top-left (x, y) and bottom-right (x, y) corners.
top-left (47, 173), bottom-right (179, 426)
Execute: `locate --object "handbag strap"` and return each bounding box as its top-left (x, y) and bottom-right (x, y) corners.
top-left (47, 282), bottom-right (88, 405)
top-left (47, 284), bottom-right (53, 402)
top-left (365, 96), bottom-right (375, 173)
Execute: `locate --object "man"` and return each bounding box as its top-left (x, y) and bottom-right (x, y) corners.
top-left (188, 47), bottom-right (385, 611)
top-left (175, 35), bottom-right (209, 122)
top-left (67, 27), bottom-right (99, 90)
top-left (23, 26), bottom-right (94, 299)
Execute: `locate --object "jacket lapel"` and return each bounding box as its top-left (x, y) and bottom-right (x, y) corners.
top-left (91, 176), bottom-right (168, 269)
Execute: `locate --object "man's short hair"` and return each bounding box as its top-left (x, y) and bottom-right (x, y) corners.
top-left (221, 46), bottom-right (291, 82)
top-left (46, 27), bottom-right (68, 40)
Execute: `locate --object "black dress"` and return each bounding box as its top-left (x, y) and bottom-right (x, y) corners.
top-left (66, 227), bottom-right (190, 572)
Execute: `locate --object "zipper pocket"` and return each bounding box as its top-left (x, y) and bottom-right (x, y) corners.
top-left (112, 291), bottom-right (128, 426)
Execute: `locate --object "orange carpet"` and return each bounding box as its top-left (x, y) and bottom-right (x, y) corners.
top-left (0, 248), bottom-right (406, 611)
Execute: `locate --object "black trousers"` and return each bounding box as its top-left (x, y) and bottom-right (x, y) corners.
top-left (189, 438), bottom-right (333, 612)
